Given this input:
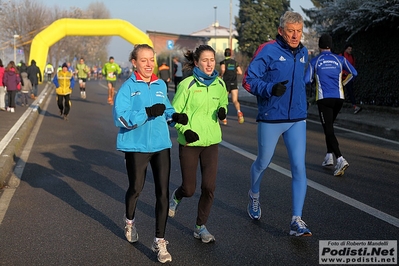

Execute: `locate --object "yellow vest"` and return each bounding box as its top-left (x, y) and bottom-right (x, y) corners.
top-left (56, 70), bottom-right (73, 95)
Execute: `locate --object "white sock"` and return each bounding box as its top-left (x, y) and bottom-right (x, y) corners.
top-left (237, 110), bottom-right (241, 113)
top-left (155, 237), bottom-right (164, 242)
top-left (125, 217), bottom-right (134, 224)
top-left (249, 190), bottom-right (259, 199)
top-left (292, 215), bottom-right (301, 222)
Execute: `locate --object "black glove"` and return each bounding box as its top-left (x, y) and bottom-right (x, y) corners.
top-left (272, 80), bottom-right (288, 96)
top-left (217, 107), bottom-right (226, 120)
top-left (184, 130), bottom-right (199, 143)
top-left (145, 103), bottom-right (166, 117)
top-left (172, 113), bottom-right (188, 125)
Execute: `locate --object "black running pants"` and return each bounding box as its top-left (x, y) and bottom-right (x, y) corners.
top-left (124, 149), bottom-right (170, 238)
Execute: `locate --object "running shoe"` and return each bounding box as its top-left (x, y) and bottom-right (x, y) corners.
top-left (124, 218), bottom-right (138, 243)
top-left (10, 107), bottom-right (15, 113)
top-left (247, 191), bottom-right (261, 220)
top-left (354, 106), bottom-right (362, 114)
top-left (82, 91), bottom-right (86, 99)
top-left (193, 225), bottom-right (215, 243)
top-left (168, 189), bottom-right (181, 218)
top-left (322, 153), bottom-right (333, 167)
top-left (222, 119), bottom-right (227, 125)
top-left (334, 157), bottom-right (349, 176)
top-left (237, 111), bottom-right (244, 124)
top-left (290, 217), bottom-right (312, 236)
top-left (151, 239), bottom-right (172, 263)
top-left (63, 114), bottom-right (68, 121)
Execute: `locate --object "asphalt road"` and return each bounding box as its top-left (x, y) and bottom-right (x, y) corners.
top-left (0, 80), bottom-right (398, 265)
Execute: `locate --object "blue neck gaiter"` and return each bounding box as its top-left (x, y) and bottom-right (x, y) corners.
top-left (193, 67), bottom-right (219, 87)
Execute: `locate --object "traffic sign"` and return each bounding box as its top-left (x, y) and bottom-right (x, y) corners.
top-left (167, 40), bottom-right (174, 50)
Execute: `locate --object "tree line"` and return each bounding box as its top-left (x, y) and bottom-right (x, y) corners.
top-left (0, 0), bottom-right (111, 68)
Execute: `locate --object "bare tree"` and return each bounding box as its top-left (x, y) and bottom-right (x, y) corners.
top-left (0, 0), bottom-right (49, 63)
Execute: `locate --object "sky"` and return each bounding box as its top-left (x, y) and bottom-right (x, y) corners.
top-left (42, 0), bottom-right (314, 65)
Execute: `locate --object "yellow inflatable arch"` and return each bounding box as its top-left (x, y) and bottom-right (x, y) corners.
top-left (29, 18), bottom-right (154, 80)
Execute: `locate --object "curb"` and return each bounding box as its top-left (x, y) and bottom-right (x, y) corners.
top-left (239, 98), bottom-right (399, 142)
top-left (0, 85), bottom-right (53, 188)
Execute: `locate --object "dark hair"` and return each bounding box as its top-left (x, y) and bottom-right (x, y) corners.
top-left (0, 59), bottom-right (3, 68)
top-left (129, 44), bottom-right (154, 61)
top-left (344, 43), bottom-right (353, 50)
top-left (224, 48), bottom-right (232, 57)
top-left (341, 43), bottom-right (354, 57)
top-left (183, 45), bottom-right (215, 70)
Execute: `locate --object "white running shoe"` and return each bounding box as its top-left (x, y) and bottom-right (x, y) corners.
top-left (334, 157), bottom-right (349, 176)
top-left (151, 239), bottom-right (172, 263)
top-left (193, 225), bottom-right (215, 243)
top-left (124, 218), bottom-right (138, 243)
top-left (322, 153), bottom-right (334, 167)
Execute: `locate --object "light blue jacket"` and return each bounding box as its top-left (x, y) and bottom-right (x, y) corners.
top-left (113, 72), bottom-right (175, 152)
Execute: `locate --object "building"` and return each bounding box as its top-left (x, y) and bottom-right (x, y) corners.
top-left (147, 23), bottom-right (238, 56)
top-left (190, 22), bottom-right (238, 54)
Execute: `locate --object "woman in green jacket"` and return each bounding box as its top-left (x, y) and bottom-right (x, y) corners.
top-left (168, 45), bottom-right (228, 243)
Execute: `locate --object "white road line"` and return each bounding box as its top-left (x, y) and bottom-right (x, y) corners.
top-left (220, 140), bottom-right (399, 228)
top-left (307, 119), bottom-right (399, 145)
top-left (0, 85), bottom-right (50, 155)
top-left (0, 87), bottom-right (52, 225)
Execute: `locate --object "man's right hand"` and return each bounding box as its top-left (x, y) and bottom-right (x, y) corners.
top-left (272, 80), bottom-right (288, 96)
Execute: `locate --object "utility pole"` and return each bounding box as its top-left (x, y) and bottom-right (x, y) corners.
top-left (214, 6), bottom-right (217, 52)
top-left (229, 0), bottom-right (233, 52)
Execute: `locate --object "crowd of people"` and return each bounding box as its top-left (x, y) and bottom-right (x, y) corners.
top-left (1, 10), bottom-right (362, 264)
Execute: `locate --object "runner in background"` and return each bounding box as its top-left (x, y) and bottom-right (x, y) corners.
top-left (75, 58), bottom-right (90, 99)
top-left (102, 56), bottom-right (121, 105)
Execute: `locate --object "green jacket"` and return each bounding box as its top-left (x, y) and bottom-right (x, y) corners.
top-left (172, 76), bottom-right (228, 146)
top-left (102, 62), bottom-right (121, 81)
top-left (76, 63), bottom-right (90, 79)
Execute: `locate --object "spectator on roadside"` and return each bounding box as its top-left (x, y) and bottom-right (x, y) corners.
top-left (3, 61), bottom-right (21, 113)
top-left (27, 59), bottom-right (42, 99)
top-left (113, 44), bottom-right (188, 264)
top-left (20, 71), bottom-right (32, 107)
top-left (158, 62), bottom-right (171, 91)
top-left (168, 45), bottom-right (228, 244)
top-left (172, 57), bottom-right (183, 93)
top-left (220, 48), bottom-right (244, 125)
top-left (305, 34), bottom-right (357, 177)
top-left (242, 11), bottom-right (312, 236)
top-left (17, 61), bottom-right (28, 74)
top-left (0, 59), bottom-right (5, 111)
top-left (340, 43), bottom-right (362, 114)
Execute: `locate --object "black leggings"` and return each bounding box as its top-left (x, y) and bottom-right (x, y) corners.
top-left (57, 94), bottom-right (71, 115)
top-left (174, 144), bottom-right (218, 226)
top-left (317, 98), bottom-right (344, 158)
top-left (7, 90), bottom-right (17, 108)
top-left (124, 149), bottom-right (170, 238)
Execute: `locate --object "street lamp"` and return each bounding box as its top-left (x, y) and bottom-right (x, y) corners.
top-left (13, 34), bottom-right (19, 63)
top-left (214, 6), bottom-right (217, 52)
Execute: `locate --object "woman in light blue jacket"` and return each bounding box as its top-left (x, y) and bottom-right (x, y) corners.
top-left (113, 44), bottom-right (187, 264)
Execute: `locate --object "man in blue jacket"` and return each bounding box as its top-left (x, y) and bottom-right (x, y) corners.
top-left (242, 11), bottom-right (311, 236)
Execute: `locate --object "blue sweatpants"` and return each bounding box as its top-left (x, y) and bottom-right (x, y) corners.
top-left (250, 120), bottom-right (307, 217)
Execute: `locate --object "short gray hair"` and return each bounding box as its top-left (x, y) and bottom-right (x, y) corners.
top-left (279, 11), bottom-right (304, 28)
